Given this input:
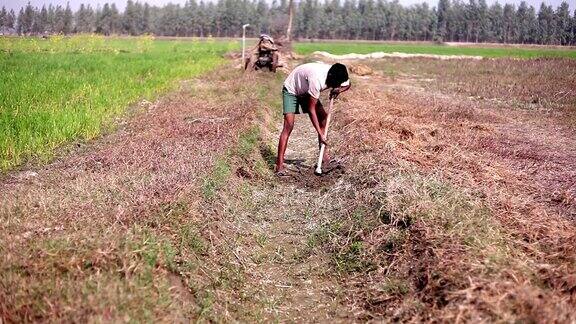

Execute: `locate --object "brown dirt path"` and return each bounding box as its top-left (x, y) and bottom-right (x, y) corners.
top-left (202, 103), bottom-right (353, 321)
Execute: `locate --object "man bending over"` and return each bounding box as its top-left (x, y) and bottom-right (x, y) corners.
top-left (276, 62), bottom-right (350, 175)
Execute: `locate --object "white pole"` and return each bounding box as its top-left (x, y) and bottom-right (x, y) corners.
top-left (315, 98), bottom-right (334, 175)
top-left (242, 24), bottom-right (250, 67)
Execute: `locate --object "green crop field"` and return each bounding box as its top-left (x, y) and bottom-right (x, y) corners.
top-left (0, 35), bottom-right (238, 171)
top-left (294, 41), bottom-right (576, 59)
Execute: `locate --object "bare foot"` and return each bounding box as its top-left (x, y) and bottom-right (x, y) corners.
top-left (275, 164), bottom-right (290, 176)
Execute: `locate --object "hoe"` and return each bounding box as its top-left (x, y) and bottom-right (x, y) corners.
top-left (314, 97), bottom-right (334, 176)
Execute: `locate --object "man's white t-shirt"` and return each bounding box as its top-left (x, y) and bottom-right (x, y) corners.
top-left (283, 63), bottom-right (331, 99)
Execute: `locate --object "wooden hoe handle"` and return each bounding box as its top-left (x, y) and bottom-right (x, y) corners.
top-left (315, 98), bottom-right (334, 175)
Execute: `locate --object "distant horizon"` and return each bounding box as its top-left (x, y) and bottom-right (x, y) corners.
top-left (1, 0), bottom-right (574, 12)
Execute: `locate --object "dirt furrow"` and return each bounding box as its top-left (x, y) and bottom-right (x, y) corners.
top-left (200, 104), bottom-right (354, 321)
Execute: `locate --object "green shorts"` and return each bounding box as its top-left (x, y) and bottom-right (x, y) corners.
top-left (282, 87), bottom-right (312, 115)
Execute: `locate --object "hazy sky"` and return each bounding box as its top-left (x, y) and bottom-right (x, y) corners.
top-left (1, 0), bottom-right (574, 12)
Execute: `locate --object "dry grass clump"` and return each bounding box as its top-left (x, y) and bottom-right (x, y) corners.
top-left (2, 225), bottom-right (193, 322)
top-left (0, 67), bottom-right (274, 321)
top-left (371, 57), bottom-right (576, 112)
top-left (315, 59), bottom-right (576, 321)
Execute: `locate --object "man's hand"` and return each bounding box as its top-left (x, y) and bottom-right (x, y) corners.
top-left (329, 84), bottom-right (351, 99)
top-left (319, 134), bottom-right (328, 146)
top-left (329, 88), bottom-right (340, 100)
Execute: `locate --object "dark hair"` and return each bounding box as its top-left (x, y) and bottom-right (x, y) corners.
top-left (326, 63), bottom-right (349, 88)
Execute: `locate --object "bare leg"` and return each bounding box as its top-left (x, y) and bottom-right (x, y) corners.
top-left (271, 51), bottom-right (279, 72)
top-left (276, 113), bottom-right (295, 172)
top-left (246, 52), bottom-right (259, 71)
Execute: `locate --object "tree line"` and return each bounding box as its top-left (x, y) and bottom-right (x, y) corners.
top-left (1, 0), bottom-right (575, 45)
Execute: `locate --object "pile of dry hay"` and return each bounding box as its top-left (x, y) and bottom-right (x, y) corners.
top-left (313, 50), bottom-right (484, 60)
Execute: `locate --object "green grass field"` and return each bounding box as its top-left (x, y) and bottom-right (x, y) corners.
top-left (0, 35), bottom-right (237, 171)
top-left (294, 42), bottom-right (576, 59)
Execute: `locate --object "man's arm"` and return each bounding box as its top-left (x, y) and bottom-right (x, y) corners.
top-left (330, 83), bottom-right (351, 99)
top-left (308, 96), bottom-right (327, 145)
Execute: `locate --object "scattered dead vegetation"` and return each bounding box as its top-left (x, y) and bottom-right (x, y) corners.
top-left (0, 66), bottom-right (277, 321)
top-left (349, 63), bottom-right (374, 76)
top-left (317, 57), bottom-right (576, 321)
top-left (2, 55), bottom-right (575, 322)
top-left (370, 57), bottom-right (576, 114)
